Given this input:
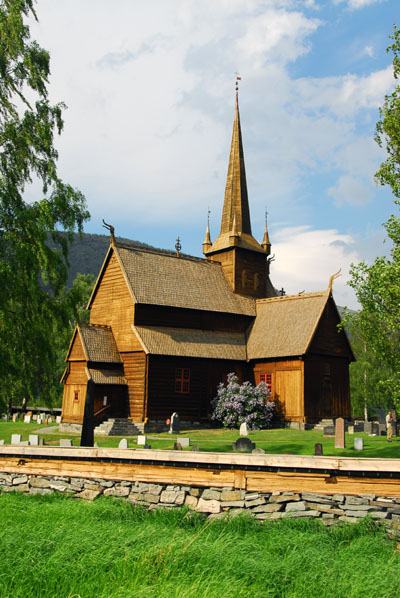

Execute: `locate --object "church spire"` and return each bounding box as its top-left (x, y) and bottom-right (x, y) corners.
top-left (261, 211), bottom-right (271, 256)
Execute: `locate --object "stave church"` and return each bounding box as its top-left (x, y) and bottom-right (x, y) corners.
top-left (61, 91), bottom-right (354, 431)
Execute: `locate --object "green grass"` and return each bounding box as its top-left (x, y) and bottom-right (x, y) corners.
top-left (0, 492), bottom-right (399, 598)
top-left (1, 422), bottom-right (400, 458)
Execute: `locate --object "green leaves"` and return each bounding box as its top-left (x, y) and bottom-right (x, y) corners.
top-left (0, 1), bottom-right (90, 411)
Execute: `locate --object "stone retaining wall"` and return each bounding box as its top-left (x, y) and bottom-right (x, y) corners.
top-left (1, 472), bottom-right (400, 530)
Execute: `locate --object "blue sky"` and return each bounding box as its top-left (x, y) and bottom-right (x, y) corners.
top-left (30, 0), bottom-right (399, 308)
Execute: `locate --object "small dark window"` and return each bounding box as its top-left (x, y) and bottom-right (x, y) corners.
top-left (259, 373), bottom-right (272, 394)
top-left (74, 390), bottom-right (79, 402)
top-left (175, 368), bottom-right (190, 394)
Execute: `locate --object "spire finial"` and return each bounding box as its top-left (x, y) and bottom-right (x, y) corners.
top-left (203, 209), bottom-right (212, 254)
top-left (175, 236), bottom-right (182, 258)
top-left (328, 269), bottom-right (341, 292)
top-left (261, 208), bottom-right (271, 255)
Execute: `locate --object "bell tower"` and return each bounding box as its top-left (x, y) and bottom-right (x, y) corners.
top-left (203, 90), bottom-right (276, 299)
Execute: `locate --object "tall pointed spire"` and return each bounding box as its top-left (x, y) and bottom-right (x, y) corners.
top-left (261, 211), bottom-right (271, 256)
top-left (220, 91), bottom-right (251, 236)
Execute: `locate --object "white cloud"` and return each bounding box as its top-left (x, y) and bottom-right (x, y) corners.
top-left (363, 45), bottom-right (374, 58)
top-left (333, 0), bottom-right (385, 8)
top-left (327, 174), bottom-right (374, 206)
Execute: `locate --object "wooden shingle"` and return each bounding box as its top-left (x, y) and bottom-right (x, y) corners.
top-left (79, 324), bottom-right (122, 363)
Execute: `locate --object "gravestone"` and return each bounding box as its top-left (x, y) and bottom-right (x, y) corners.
top-left (173, 442), bottom-right (182, 450)
top-left (0, 439), bottom-right (4, 445)
top-left (323, 426), bottom-right (335, 436)
top-left (56, 416), bottom-right (62, 424)
top-left (364, 422), bottom-right (379, 435)
top-left (24, 415), bottom-right (31, 424)
top-left (118, 439), bottom-right (128, 449)
top-left (60, 438), bottom-right (73, 447)
top-left (11, 434), bottom-right (22, 445)
top-left (252, 447), bottom-right (265, 454)
top-left (354, 437), bottom-right (364, 451)
top-left (137, 435), bottom-right (147, 445)
top-left (169, 412), bottom-right (180, 434)
top-left (177, 437), bottom-right (190, 447)
top-left (32, 415), bottom-right (38, 421)
top-left (191, 444), bottom-right (199, 452)
top-left (143, 444), bottom-right (151, 449)
top-left (239, 422), bottom-right (249, 436)
top-left (29, 434), bottom-right (39, 446)
top-left (36, 414), bottom-right (42, 424)
top-left (12, 413), bottom-right (18, 422)
top-left (232, 437), bottom-right (256, 452)
top-left (347, 425), bottom-right (354, 434)
top-left (335, 417), bottom-right (345, 449)
top-left (314, 443), bottom-right (323, 456)
top-left (378, 423), bottom-right (387, 436)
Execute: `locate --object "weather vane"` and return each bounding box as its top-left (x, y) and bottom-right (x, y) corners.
top-left (175, 236), bottom-right (182, 257)
top-left (234, 72), bottom-right (241, 92)
top-left (207, 206), bottom-right (211, 227)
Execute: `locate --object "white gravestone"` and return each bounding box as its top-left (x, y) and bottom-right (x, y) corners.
top-left (354, 437), bottom-right (364, 451)
top-left (239, 422), bottom-right (249, 436)
top-left (29, 434), bottom-right (39, 446)
top-left (137, 435), bottom-right (147, 446)
top-left (11, 434), bottom-right (22, 445)
top-left (177, 437), bottom-right (190, 447)
top-left (118, 439), bottom-right (128, 449)
top-left (24, 415), bottom-right (31, 424)
top-left (59, 439), bottom-right (72, 447)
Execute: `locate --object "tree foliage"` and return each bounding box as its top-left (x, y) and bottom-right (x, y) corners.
top-left (345, 25), bottom-right (400, 409)
top-left (0, 1), bottom-right (89, 411)
top-left (211, 373), bottom-right (275, 430)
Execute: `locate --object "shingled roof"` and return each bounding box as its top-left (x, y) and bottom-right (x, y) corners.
top-left (246, 291), bottom-right (329, 360)
top-left (79, 324), bottom-right (122, 363)
top-left (117, 246), bottom-right (256, 316)
top-left (87, 368), bottom-right (127, 385)
top-left (134, 326), bottom-right (247, 360)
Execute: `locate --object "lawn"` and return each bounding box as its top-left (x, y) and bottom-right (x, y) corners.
top-left (1, 421), bottom-right (400, 458)
top-left (0, 492), bottom-right (399, 598)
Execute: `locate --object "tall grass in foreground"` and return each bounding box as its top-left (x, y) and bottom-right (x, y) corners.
top-left (0, 492), bottom-right (399, 598)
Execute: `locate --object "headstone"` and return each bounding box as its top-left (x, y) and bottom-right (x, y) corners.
top-left (36, 414), bottom-right (42, 424)
top-left (335, 417), bottom-right (345, 449)
top-left (177, 437), bottom-right (190, 447)
top-left (314, 443), bottom-right (323, 456)
top-left (0, 439), bottom-right (4, 445)
top-left (364, 422), bottom-right (379, 435)
top-left (169, 412), bottom-right (180, 434)
top-left (232, 437), bottom-right (256, 452)
top-left (56, 416), bottom-right (62, 424)
top-left (239, 422), bottom-right (249, 436)
top-left (323, 426), bottom-right (335, 436)
top-left (32, 414), bottom-right (38, 421)
top-left (47, 416), bottom-right (54, 423)
top-left (59, 438), bottom-right (73, 447)
top-left (38, 438), bottom-right (44, 446)
top-left (137, 435), bottom-right (147, 445)
top-left (354, 437), bottom-right (364, 451)
top-left (11, 434), bottom-right (22, 445)
top-left (118, 439), bottom-right (128, 449)
top-left (29, 434), bottom-right (39, 446)
top-left (12, 413), bottom-right (19, 422)
top-left (173, 442), bottom-right (182, 450)
top-left (252, 447), bottom-right (265, 454)
top-left (24, 415), bottom-right (31, 424)
top-left (143, 444), bottom-right (151, 449)
top-left (378, 423), bottom-right (387, 436)
top-left (347, 425), bottom-right (354, 434)
top-left (191, 444), bottom-right (199, 452)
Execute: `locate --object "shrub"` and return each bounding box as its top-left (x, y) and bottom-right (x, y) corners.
top-left (211, 373), bottom-right (275, 430)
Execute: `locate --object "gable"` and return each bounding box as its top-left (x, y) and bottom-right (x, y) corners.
top-left (68, 330), bottom-right (86, 361)
top-left (308, 298), bottom-right (354, 359)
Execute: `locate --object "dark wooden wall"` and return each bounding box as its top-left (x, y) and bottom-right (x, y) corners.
top-left (304, 356), bottom-right (351, 421)
top-left (208, 247), bottom-right (267, 299)
top-left (121, 352), bottom-right (147, 422)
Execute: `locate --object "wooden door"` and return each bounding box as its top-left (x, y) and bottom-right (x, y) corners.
top-left (275, 369), bottom-right (302, 419)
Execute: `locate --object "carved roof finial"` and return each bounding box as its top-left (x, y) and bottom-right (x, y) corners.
top-left (102, 219), bottom-right (115, 247)
top-left (328, 269), bottom-right (341, 292)
top-left (202, 208), bottom-right (212, 255)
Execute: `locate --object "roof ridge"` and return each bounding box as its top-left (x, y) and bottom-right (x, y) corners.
top-left (256, 291), bottom-right (326, 304)
top-left (116, 242), bottom-right (208, 264)
top-left (81, 323), bottom-right (112, 330)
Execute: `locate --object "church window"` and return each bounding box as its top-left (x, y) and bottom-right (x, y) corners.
top-left (259, 373), bottom-right (272, 394)
top-left (74, 390), bottom-right (79, 401)
top-left (175, 368), bottom-right (190, 394)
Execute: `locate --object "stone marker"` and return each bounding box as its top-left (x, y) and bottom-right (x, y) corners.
top-left (232, 437), bottom-right (256, 452)
top-left (314, 443), bottom-right (323, 456)
top-left (177, 437), bottom-right (190, 447)
top-left (56, 416), bottom-right (62, 424)
top-left (169, 412), bottom-right (180, 434)
top-left (24, 415), bottom-right (31, 424)
top-left (11, 434), bottom-right (22, 445)
top-left (143, 444), bottom-right (151, 449)
top-left (354, 437), bottom-right (364, 451)
top-left (0, 439), bottom-right (4, 445)
top-left (118, 439), bottom-right (128, 449)
top-left (323, 426), bottom-right (335, 436)
top-left (29, 434), bottom-right (39, 446)
top-left (364, 422), bottom-right (379, 435)
top-left (378, 423), bottom-right (387, 436)
top-left (335, 417), bottom-right (345, 449)
top-left (239, 422), bottom-right (249, 436)
top-left (36, 414), bottom-right (42, 424)
top-left (252, 447), bottom-right (265, 454)
top-left (12, 413), bottom-right (19, 422)
top-left (347, 425), bottom-right (354, 434)
top-left (137, 435), bottom-right (147, 445)
top-left (173, 442), bottom-right (182, 451)
top-left (32, 414), bottom-right (38, 421)
top-left (191, 444), bottom-right (199, 452)
top-left (60, 438), bottom-right (73, 447)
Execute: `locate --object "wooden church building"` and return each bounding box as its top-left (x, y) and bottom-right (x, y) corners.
top-left (61, 92), bottom-right (354, 429)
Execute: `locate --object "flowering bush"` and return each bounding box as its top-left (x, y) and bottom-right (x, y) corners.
top-left (211, 372), bottom-right (275, 430)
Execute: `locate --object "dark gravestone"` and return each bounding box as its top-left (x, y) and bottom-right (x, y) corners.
top-left (80, 379), bottom-right (95, 447)
top-left (232, 437), bottom-right (256, 452)
top-left (314, 443), bottom-right (323, 456)
top-left (169, 412), bottom-right (180, 434)
top-left (143, 444), bottom-right (151, 449)
top-left (323, 426), bottom-right (335, 436)
top-left (378, 423), bottom-right (387, 436)
top-left (173, 442), bottom-right (182, 451)
top-left (191, 444), bottom-right (200, 452)
top-left (364, 422), bottom-right (379, 435)
top-left (335, 417), bottom-right (345, 449)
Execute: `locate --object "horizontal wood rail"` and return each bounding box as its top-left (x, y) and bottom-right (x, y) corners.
top-left (1, 446), bottom-right (400, 496)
